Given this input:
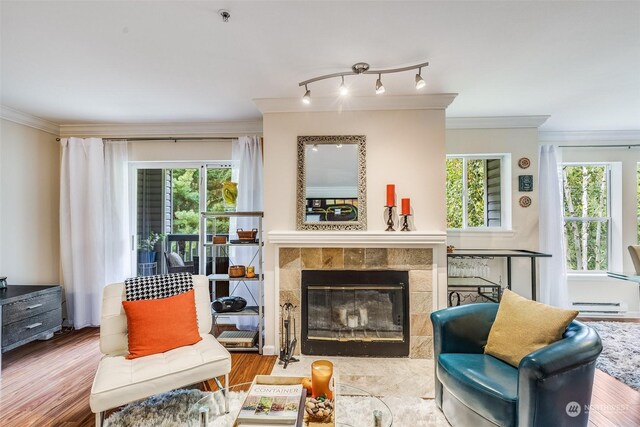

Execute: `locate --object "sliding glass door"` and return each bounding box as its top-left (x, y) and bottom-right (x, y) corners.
top-left (130, 162), bottom-right (232, 278)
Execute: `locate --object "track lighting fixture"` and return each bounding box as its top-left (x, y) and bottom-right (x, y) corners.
top-left (375, 74), bottom-right (385, 95)
top-left (312, 144), bottom-right (319, 152)
top-left (299, 61), bottom-right (428, 102)
top-left (336, 144), bottom-right (343, 148)
top-left (339, 76), bottom-right (348, 96)
top-left (415, 67), bottom-right (426, 89)
top-left (302, 85), bottom-right (311, 104)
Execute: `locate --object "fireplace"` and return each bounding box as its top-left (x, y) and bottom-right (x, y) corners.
top-left (301, 270), bottom-right (409, 357)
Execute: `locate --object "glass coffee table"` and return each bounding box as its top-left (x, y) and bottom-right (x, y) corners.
top-left (188, 381), bottom-right (393, 426)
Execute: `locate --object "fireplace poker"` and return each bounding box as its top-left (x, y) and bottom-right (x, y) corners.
top-left (279, 302), bottom-right (298, 368)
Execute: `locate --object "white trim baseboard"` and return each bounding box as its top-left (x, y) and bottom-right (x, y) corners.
top-left (0, 105), bottom-right (60, 135)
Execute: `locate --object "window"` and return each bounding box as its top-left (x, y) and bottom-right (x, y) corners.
top-left (637, 163), bottom-right (640, 243)
top-left (562, 163), bottom-right (610, 272)
top-left (446, 155), bottom-right (507, 229)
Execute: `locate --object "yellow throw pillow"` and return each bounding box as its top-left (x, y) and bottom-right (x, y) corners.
top-left (484, 289), bottom-right (578, 367)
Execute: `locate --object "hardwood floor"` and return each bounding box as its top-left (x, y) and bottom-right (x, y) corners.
top-left (0, 327), bottom-right (638, 426)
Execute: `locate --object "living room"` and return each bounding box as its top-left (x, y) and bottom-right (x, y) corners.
top-left (1, 1), bottom-right (639, 426)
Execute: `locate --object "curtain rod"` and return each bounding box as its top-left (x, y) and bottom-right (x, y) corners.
top-left (559, 144), bottom-right (640, 149)
top-left (55, 137), bottom-right (235, 142)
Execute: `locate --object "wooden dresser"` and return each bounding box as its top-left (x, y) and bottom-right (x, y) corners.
top-left (0, 285), bottom-right (62, 373)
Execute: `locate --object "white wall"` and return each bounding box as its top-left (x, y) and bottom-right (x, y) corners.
top-left (262, 109), bottom-right (447, 351)
top-left (128, 139), bottom-right (232, 162)
top-left (0, 119), bottom-right (60, 284)
top-left (446, 128), bottom-right (540, 298)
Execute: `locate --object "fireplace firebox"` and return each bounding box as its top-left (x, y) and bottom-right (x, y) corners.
top-left (301, 270), bottom-right (409, 357)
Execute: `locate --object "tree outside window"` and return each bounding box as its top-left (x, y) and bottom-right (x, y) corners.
top-left (446, 156), bottom-right (502, 229)
top-left (172, 168), bottom-right (232, 235)
top-left (562, 164), bottom-right (610, 271)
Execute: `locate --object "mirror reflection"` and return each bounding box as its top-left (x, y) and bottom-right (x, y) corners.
top-left (304, 143), bottom-right (359, 222)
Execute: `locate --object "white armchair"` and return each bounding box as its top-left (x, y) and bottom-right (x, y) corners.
top-left (90, 275), bottom-right (231, 426)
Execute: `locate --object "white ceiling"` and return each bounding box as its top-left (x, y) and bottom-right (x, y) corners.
top-left (1, 1), bottom-right (639, 131)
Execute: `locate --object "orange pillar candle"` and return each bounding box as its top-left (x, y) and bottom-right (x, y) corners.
top-left (401, 198), bottom-right (411, 215)
top-left (311, 360), bottom-right (333, 399)
top-left (386, 184), bottom-right (395, 206)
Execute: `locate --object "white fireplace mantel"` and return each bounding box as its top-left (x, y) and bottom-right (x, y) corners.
top-left (267, 230), bottom-right (447, 247)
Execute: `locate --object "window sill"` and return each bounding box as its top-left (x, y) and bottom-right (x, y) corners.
top-left (447, 229), bottom-right (516, 238)
top-left (567, 272), bottom-right (614, 282)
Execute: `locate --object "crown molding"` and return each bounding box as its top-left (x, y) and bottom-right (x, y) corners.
top-left (254, 94), bottom-right (458, 114)
top-left (58, 120), bottom-right (263, 138)
top-left (0, 105), bottom-right (60, 135)
top-left (446, 116), bottom-right (550, 129)
top-left (539, 130), bottom-right (640, 142)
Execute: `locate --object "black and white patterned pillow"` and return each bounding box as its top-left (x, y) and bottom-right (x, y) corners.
top-left (124, 272), bottom-right (193, 301)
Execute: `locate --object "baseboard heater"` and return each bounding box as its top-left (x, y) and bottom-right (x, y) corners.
top-left (572, 301), bottom-right (627, 315)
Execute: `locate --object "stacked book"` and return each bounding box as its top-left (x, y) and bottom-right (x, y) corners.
top-left (236, 383), bottom-right (306, 427)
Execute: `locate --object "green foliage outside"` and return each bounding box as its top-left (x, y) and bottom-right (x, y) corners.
top-left (562, 165), bottom-right (608, 271)
top-left (446, 158), bottom-right (486, 228)
top-left (467, 160), bottom-right (486, 227)
top-left (172, 168), bottom-right (232, 235)
top-left (446, 158), bottom-right (463, 228)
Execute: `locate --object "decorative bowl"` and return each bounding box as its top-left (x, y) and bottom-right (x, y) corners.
top-left (305, 396), bottom-right (334, 422)
top-left (237, 228), bottom-right (258, 241)
top-left (228, 265), bottom-right (246, 278)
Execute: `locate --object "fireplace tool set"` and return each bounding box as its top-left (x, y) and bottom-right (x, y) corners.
top-left (279, 302), bottom-right (298, 368)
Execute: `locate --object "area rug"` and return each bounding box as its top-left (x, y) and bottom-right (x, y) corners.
top-left (586, 321), bottom-right (640, 391)
top-left (104, 388), bottom-right (450, 426)
top-left (271, 355), bottom-right (435, 399)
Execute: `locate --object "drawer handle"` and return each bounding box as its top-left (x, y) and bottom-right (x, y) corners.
top-left (26, 322), bottom-right (43, 330)
top-left (26, 304), bottom-right (43, 310)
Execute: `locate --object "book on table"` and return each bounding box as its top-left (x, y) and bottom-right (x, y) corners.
top-left (237, 383), bottom-right (305, 426)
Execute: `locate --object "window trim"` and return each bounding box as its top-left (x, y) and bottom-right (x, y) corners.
top-left (446, 153), bottom-right (512, 232)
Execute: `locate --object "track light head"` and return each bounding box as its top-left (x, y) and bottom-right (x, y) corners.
top-left (312, 144), bottom-right (319, 152)
top-left (415, 68), bottom-right (426, 89)
top-left (302, 85), bottom-right (311, 104)
top-left (339, 76), bottom-right (348, 96)
top-left (375, 74), bottom-right (385, 95)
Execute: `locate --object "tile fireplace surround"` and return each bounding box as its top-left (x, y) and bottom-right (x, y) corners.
top-left (270, 232), bottom-right (446, 360)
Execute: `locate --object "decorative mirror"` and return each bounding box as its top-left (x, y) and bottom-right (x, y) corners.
top-left (297, 135), bottom-right (367, 230)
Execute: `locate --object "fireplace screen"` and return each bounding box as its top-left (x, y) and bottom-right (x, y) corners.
top-left (307, 285), bottom-right (404, 341)
top-left (301, 270), bottom-right (409, 357)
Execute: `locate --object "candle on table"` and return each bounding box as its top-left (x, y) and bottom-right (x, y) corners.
top-left (386, 184), bottom-right (395, 206)
top-left (311, 360), bottom-right (334, 399)
top-left (401, 198), bottom-right (411, 215)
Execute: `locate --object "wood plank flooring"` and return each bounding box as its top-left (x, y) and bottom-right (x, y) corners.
top-left (0, 327), bottom-right (638, 426)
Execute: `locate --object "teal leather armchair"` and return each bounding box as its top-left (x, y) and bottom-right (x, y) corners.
top-left (431, 303), bottom-right (602, 427)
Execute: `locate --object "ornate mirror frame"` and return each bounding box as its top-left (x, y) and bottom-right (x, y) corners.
top-left (296, 135), bottom-right (367, 231)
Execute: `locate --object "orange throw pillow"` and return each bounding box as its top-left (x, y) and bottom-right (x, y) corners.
top-left (122, 289), bottom-right (202, 359)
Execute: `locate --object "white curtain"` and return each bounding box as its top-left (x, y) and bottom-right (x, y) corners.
top-left (60, 138), bottom-right (129, 328)
top-left (104, 141), bottom-right (130, 285)
top-left (538, 145), bottom-right (570, 307)
top-left (230, 136), bottom-right (263, 330)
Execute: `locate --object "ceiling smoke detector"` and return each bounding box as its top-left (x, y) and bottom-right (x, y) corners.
top-left (218, 9), bottom-right (230, 22)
